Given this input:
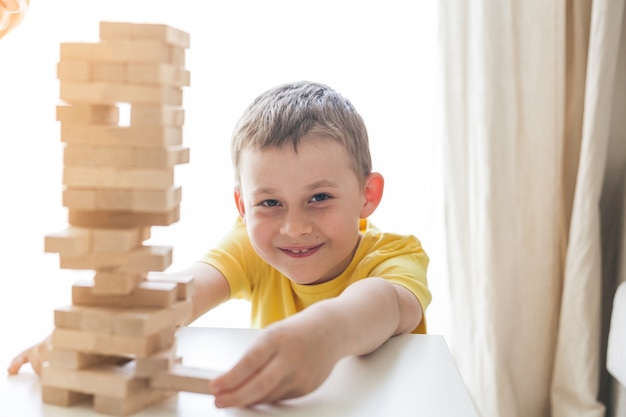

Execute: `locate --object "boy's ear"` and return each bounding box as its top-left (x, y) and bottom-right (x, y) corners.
top-left (234, 187), bottom-right (246, 219)
top-left (360, 172), bottom-right (384, 218)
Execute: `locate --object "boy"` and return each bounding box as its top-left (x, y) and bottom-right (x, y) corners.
top-left (8, 81), bottom-right (431, 409)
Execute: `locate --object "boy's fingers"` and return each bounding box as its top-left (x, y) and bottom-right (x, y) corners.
top-left (211, 344), bottom-right (275, 395)
top-left (214, 358), bottom-right (282, 408)
top-left (7, 352), bottom-right (29, 375)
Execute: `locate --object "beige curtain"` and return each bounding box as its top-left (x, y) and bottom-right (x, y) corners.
top-left (439, 0), bottom-right (626, 416)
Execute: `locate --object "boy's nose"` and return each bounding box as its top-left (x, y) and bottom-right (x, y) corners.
top-left (280, 210), bottom-right (312, 238)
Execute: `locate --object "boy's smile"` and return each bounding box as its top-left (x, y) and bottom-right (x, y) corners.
top-left (235, 135), bottom-right (380, 285)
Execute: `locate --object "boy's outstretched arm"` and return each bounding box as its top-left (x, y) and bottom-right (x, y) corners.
top-left (210, 276), bottom-right (422, 408)
top-left (7, 262), bottom-right (230, 376)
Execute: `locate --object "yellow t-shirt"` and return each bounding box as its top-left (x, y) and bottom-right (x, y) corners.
top-left (200, 218), bottom-right (431, 334)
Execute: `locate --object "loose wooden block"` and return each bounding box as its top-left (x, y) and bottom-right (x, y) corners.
top-left (42, 384), bottom-right (91, 406)
top-left (150, 364), bottom-right (219, 395)
top-left (44, 227), bottom-right (90, 257)
top-left (72, 279), bottom-right (178, 308)
top-left (60, 124), bottom-right (183, 147)
top-left (130, 105), bottom-right (184, 126)
top-left (51, 326), bottom-right (176, 358)
top-left (99, 21), bottom-right (190, 49)
top-left (94, 387), bottom-right (175, 417)
top-left (93, 271), bottom-right (146, 295)
top-left (68, 206), bottom-right (180, 228)
top-left (57, 104), bottom-right (119, 125)
top-left (42, 361), bottom-right (149, 399)
top-left (60, 81), bottom-right (183, 106)
top-left (60, 245), bottom-right (173, 272)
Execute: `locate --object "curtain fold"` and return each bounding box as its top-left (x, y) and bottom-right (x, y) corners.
top-left (439, 0), bottom-right (625, 415)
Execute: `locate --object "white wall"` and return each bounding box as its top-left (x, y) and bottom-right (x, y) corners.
top-left (0, 0), bottom-right (448, 357)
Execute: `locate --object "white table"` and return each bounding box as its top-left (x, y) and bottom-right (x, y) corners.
top-left (2, 327), bottom-right (480, 416)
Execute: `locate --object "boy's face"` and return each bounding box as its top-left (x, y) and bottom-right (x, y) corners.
top-left (235, 136), bottom-right (382, 285)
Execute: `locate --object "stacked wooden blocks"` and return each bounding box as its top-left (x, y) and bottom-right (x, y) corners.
top-left (41, 21), bottom-right (217, 416)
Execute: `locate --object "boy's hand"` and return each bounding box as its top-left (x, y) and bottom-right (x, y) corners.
top-left (210, 316), bottom-right (340, 408)
top-left (7, 336), bottom-right (51, 376)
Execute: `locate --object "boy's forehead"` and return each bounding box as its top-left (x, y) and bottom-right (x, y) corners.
top-left (239, 140), bottom-right (358, 184)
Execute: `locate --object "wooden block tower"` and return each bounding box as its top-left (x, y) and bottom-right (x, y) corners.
top-left (41, 21), bottom-right (217, 416)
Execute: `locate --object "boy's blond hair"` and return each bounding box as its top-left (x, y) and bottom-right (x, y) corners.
top-left (231, 81), bottom-right (372, 186)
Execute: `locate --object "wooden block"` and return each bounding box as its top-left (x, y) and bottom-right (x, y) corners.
top-left (130, 23), bottom-right (190, 49)
top-left (44, 227), bottom-right (90, 257)
top-left (42, 361), bottom-right (149, 399)
top-left (63, 145), bottom-right (125, 167)
top-left (96, 189), bottom-right (134, 211)
top-left (62, 187), bottom-right (97, 210)
top-left (72, 279), bottom-right (178, 308)
top-left (91, 226), bottom-right (150, 252)
top-left (57, 60), bottom-right (90, 82)
top-left (54, 301), bottom-right (190, 336)
top-left (60, 245), bottom-right (173, 272)
top-left (113, 300), bottom-right (192, 337)
top-left (98, 21), bottom-right (133, 39)
top-left (127, 63), bottom-right (190, 86)
top-left (63, 186), bottom-right (182, 213)
top-left (57, 104), bottom-right (119, 125)
top-left (91, 62), bottom-right (127, 82)
top-left (93, 271), bottom-right (146, 295)
top-left (48, 348), bottom-right (110, 369)
top-left (118, 243), bottom-right (172, 272)
top-left (63, 166), bottom-right (175, 189)
top-left (60, 81), bottom-right (183, 105)
top-left (147, 272), bottom-right (195, 301)
top-left (99, 21), bottom-right (190, 49)
top-left (42, 384), bottom-right (91, 406)
top-left (94, 387), bottom-right (175, 417)
top-left (130, 105), bottom-right (184, 126)
top-left (64, 145), bottom-right (189, 168)
top-left (133, 346), bottom-right (177, 377)
top-left (51, 326), bottom-right (176, 358)
top-left (60, 125), bottom-right (183, 147)
top-left (132, 186), bottom-right (183, 213)
top-left (60, 41), bottom-right (182, 64)
top-left (135, 146), bottom-right (189, 167)
top-left (150, 364), bottom-right (219, 395)
top-left (68, 206), bottom-right (180, 228)
top-left (64, 145), bottom-right (133, 167)
top-left (55, 305), bottom-right (115, 333)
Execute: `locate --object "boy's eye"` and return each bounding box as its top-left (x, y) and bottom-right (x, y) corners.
top-left (309, 193), bottom-right (332, 203)
top-left (260, 199), bottom-right (281, 207)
